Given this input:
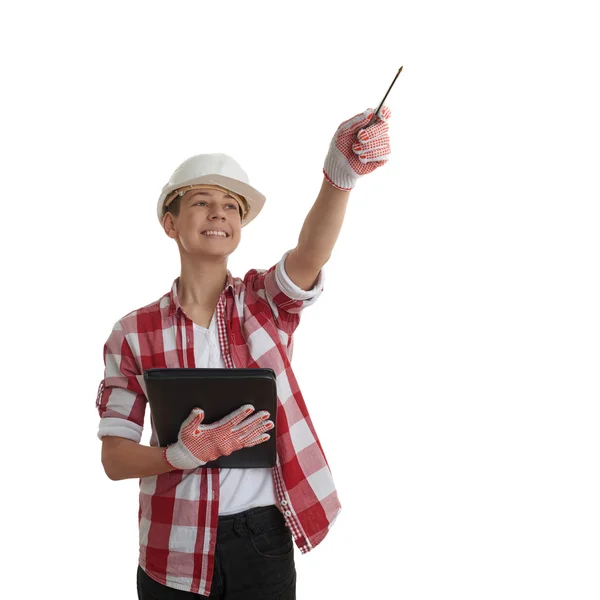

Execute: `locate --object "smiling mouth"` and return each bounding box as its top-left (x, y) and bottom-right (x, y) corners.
top-left (201, 232), bottom-right (229, 238)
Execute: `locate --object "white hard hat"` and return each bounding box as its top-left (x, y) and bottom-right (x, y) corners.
top-left (157, 153), bottom-right (266, 227)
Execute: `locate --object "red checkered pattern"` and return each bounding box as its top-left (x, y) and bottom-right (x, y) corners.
top-left (96, 254), bottom-right (341, 596)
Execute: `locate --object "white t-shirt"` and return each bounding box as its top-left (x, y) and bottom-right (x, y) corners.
top-left (193, 312), bottom-right (277, 516)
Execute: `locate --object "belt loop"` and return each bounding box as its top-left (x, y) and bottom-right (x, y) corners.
top-left (233, 513), bottom-right (247, 537)
top-left (247, 508), bottom-right (260, 535)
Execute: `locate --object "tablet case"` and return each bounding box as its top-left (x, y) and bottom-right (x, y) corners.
top-left (144, 368), bottom-right (277, 468)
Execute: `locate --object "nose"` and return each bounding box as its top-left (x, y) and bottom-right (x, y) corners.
top-left (208, 206), bottom-right (227, 220)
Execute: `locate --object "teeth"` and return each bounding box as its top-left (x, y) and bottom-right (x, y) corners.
top-left (202, 231), bottom-right (227, 237)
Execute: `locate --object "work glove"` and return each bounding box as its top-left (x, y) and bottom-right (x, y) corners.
top-left (164, 404), bottom-right (274, 470)
top-left (323, 105), bottom-right (392, 191)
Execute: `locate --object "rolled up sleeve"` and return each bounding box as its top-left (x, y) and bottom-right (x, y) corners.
top-left (272, 249), bottom-right (325, 308)
top-left (265, 249), bottom-right (325, 311)
top-left (245, 249), bottom-right (325, 339)
top-left (96, 321), bottom-right (146, 443)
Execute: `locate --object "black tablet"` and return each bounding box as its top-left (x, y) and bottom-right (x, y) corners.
top-left (144, 368), bottom-right (277, 468)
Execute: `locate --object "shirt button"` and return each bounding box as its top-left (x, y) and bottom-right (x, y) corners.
top-left (284, 510), bottom-right (291, 517)
top-left (281, 500), bottom-right (288, 506)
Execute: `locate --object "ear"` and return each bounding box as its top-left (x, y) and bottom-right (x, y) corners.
top-left (163, 212), bottom-right (178, 239)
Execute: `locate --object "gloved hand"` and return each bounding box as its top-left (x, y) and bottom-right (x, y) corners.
top-left (323, 105), bottom-right (392, 191)
top-left (164, 404), bottom-right (274, 470)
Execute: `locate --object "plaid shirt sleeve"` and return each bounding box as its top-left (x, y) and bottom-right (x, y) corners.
top-left (249, 249), bottom-right (325, 338)
top-left (96, 320), bottom-right (147, 443)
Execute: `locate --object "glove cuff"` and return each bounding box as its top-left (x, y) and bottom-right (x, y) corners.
top-left (323, 156), bottom-right (356, 191)
top-left (165, 442), bottom-right (206, 471)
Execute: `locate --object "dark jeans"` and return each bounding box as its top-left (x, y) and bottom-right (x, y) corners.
top-left (137, 504), bottom-right (296, 600)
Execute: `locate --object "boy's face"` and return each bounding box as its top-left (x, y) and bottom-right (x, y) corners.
top-left (163, 185), bottom-right (244, 258)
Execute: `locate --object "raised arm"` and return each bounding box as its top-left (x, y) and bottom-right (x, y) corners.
top-left (285, 178), bottom-right (350, 291)
top-left (285, 106), bottom-right (392, 291)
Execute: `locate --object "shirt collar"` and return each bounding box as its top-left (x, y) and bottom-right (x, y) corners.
top-left (168, 271), bottom-right (235, 317)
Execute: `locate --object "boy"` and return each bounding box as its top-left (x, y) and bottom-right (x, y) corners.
top-left (96, 106), bottom-right (392, 599)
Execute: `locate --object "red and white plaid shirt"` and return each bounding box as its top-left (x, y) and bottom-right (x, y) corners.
top-left (96, 250), bottom-right (341, 596)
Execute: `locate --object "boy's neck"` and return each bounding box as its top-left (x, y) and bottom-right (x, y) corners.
top-left (178, 259), bottom-right (229, 308)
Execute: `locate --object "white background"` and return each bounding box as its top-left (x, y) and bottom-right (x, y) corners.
top-left (1, 1), bottom-right (599, 598)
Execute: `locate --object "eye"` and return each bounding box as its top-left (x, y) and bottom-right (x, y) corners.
top-left (194, 201), bottom-right (237, 209)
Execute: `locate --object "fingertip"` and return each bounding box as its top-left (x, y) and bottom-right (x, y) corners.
top-left (248, 433), bottom-right (271, 447)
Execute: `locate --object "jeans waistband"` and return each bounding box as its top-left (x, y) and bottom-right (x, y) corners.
top-left (217, 504), bottom-right (282, 536)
